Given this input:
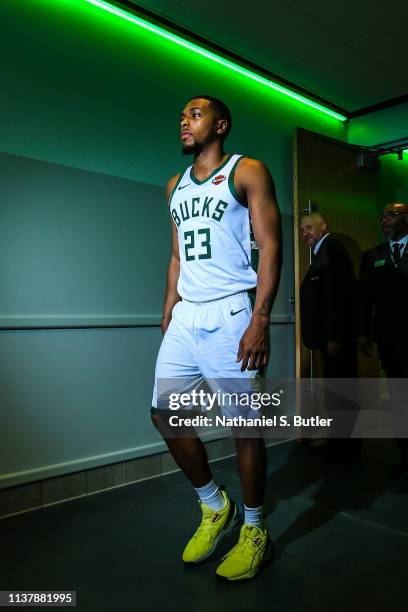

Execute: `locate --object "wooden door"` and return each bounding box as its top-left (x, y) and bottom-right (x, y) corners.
top-left (294, 128), bottom-right (381, 382)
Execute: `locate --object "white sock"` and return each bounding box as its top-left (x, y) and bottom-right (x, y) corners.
top-left (194, 480), bottom-right (225, 511)
top-left (244, 504), bottom-right (264, 530)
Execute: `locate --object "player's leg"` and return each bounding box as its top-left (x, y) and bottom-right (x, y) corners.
top-left (233, 435), bottom-right (267, 508)
top-left (151, 301), bottom-right (242, 563)
top-left (151, 412), bottom-right (242, 563)
top-left (197, 292), bottom-right (269, 513)
top-left (151, 309), bottom-right (217, 488)
top-left (198, 293), bottom-right (273, 580)
top-left (151, 413), bottom-right (212, 486)
top-left (214, 430), bottom-right (272, 581)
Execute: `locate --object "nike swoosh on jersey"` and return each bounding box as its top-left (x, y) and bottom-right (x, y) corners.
top-left (230, 308), bottom-right (246, 316)
top-left (178, 183), bottom-right (191, 190)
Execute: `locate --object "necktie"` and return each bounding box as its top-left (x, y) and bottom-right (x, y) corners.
top-left (393, 243), bottom-right (401, 265)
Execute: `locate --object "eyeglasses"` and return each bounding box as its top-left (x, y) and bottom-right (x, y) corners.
top-left (377, 211), bottom-right (406, 221)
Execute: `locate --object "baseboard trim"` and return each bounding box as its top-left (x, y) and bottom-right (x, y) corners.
top-left (0, 438), bottom-right (292, 520)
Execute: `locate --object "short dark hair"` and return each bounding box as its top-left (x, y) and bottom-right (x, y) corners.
top-left (188, 95), bottom-right (232, 140)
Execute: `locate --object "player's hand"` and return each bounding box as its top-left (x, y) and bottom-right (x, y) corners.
top-left (327, 340), bottom-right (341, 358)
top-left (358, 336), bottom-right (374, 357)
top-left (236, 315), bottom-right (269, 371)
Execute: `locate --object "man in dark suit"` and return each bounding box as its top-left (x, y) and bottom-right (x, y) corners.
top-left (300, 213), bottom-right (358, 377)
top-left (359, 202), bottom-right (408, 473)
top-left (300, 213), bottom-right (359, 459)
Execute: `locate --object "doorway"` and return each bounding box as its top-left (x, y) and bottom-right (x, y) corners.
top-left (293, 127), bottom-right (381, 382)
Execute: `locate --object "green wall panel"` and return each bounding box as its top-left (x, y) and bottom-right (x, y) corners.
top-left (0, 324), bottom-right (294, 488)
top-left (0, 153), bottom-right (168, 326)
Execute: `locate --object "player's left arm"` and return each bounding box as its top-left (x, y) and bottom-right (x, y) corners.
top-left (235, 158), bottom-right (282, 371)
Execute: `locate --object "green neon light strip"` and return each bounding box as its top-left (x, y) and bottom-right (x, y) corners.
top-left (83, 0), bottom-right (347, 122)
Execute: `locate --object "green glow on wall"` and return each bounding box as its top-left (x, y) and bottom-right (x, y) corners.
top-left (83, 0), bottom-right (347, 122)
top-left (383, 150), bottom-right (408, 163)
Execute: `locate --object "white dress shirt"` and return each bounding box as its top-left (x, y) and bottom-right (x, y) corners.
top-left (389, 234), bottom-right (408, 258)
top-left (313, 232), bottom-right (330, 255)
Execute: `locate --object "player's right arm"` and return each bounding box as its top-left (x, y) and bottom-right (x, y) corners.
top-left (161, 174), bottom-right (181, 335)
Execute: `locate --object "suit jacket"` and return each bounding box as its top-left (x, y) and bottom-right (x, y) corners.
top-left (300, 234), bottom-right (357, 349)
top-left (359, 242), bottom-right (408, 344)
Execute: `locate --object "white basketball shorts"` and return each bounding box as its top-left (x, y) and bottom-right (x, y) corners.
top-left (151, 291), bottom-right (262, 418)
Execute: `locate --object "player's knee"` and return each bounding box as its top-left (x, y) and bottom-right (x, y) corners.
top-left (151, 411), bottom-right (171, 435)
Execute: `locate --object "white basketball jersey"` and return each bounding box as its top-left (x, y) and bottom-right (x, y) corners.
top-left (168, 153), bottom-right (257, 302)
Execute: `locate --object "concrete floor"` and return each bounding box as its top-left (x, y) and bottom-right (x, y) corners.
top-left (1, 439), bottom-right (408, 612)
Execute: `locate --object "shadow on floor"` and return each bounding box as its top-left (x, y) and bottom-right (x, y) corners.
top-left (263, 440), bottom-right (407, 557)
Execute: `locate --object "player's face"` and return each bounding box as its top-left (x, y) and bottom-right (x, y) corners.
top-left (180, 99), bottom-right (219, 155)
top-left (301, 218), bottom-right (325, 248)
top-left (380, 203), bottom-right (408, 240)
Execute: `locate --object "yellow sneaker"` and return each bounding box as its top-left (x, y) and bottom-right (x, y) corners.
top-left (215, 523), bottom-right (273, 581)
top-left (182, 490), bottom-right (243, 564)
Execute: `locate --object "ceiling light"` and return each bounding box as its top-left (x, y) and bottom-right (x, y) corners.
top-left (83, 0), bottom-right (347, 122)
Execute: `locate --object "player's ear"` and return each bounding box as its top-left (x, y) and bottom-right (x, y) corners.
top-left (217, 118), bottom-right (228, 137)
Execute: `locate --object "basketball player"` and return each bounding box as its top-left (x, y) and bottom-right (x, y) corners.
top-left (151, 96), bottom-right (282, 581)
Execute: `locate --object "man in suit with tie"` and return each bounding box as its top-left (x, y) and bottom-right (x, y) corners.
top-left (359, 202), bottom-right (408, 473)
top-left (300, 213), bottom-right (358, 376)
top-left (300, 213), bottom-right (359, 459)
